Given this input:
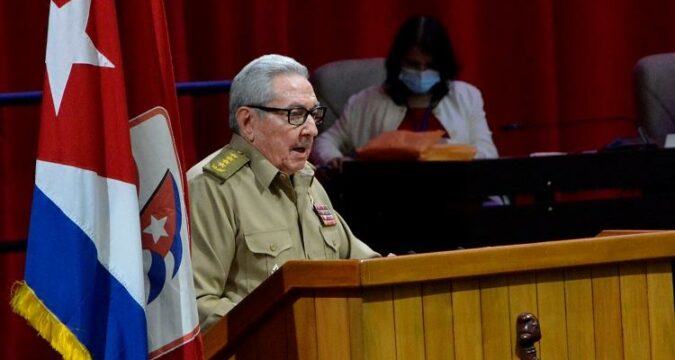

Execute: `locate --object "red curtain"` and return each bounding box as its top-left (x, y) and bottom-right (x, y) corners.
top-left (3, 0), bottom-right (675, 357)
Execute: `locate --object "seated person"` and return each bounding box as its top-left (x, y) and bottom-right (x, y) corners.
top-left (189, 54), bottom-right (379, 331)
top-left (311, 15), bottom-right (498, 169)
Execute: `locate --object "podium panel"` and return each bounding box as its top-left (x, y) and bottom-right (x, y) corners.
top-left (205, 232), bottom-right (675, 360)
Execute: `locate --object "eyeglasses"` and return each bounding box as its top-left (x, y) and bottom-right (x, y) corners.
top-left (247, 105), bottom-right (327, 126)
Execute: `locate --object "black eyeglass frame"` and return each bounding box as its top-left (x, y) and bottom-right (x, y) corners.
top-left (247, 104), bottom-right (327, 126)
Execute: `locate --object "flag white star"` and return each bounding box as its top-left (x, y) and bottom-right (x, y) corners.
top-left (143, 215), bottom-right (169, 244)
top-left (45, 0), bottom-right (114, 115)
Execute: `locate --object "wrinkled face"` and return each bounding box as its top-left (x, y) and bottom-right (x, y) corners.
top-left (237, 73), bottom-right (319, 174)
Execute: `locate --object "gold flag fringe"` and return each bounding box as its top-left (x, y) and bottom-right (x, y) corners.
top-left (10, 281), bottom-right (91, 360)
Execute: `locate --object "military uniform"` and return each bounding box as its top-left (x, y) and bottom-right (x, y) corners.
top-left (190, 134), bottom-right (379, 330)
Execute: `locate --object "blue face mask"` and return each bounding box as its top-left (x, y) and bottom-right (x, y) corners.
top-left (398, 67), bottom-right (441, 94)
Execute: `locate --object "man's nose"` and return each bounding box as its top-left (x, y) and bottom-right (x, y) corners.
top-left (302, 116), bottom-right (319, 137)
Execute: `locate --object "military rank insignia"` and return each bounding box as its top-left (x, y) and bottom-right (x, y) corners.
top-left (313, 203), bottom-right (337, 226)
top-left (203, 148), bottom-right (249, 183)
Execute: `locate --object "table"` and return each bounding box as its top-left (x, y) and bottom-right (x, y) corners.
top-left (323, 148), bottom-right (675, 254)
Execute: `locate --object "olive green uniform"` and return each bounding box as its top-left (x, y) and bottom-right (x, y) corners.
top-left (190, 134), bottom-right (378, 330)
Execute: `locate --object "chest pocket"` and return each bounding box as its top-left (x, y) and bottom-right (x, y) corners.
top-left (244, 229), bottom-right (293, 277)
top-left (319, 226), bottom-right (342, 259)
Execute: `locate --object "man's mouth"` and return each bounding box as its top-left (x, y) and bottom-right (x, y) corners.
top-left (291, 140), bottom-right (312, 154)
top-left (291, 145), bottom-right (308, 154)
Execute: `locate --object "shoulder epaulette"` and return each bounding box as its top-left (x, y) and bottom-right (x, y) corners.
top-left (203, 148), bottom-right (249, 183)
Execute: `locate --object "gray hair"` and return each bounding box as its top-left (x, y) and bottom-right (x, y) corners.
top-left (229, 54), bottom-right (309, 133)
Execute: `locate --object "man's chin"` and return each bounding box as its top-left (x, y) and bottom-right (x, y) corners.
top-left (281, 158), bottom-right (308, 174)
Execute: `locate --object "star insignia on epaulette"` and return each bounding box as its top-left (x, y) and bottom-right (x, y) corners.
top-left (203, 148), bottom-right (249, 182)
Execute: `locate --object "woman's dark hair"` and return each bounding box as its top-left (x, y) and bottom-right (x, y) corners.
top-left (384, 16), bottom-right (460, 106)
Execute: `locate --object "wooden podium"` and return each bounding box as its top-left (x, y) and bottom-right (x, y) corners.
top-left (204, 232), bottom-right (675, 359)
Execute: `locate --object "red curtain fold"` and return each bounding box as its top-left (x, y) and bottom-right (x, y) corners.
top-left (3, 1), bottom-right (675, 357)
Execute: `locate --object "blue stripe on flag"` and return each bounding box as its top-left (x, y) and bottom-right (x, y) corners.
top-left (25, 186), bottom-right (148, 359)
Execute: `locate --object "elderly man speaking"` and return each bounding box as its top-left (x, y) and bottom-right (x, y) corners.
top-left (188, 54), bottom-right (379, 331)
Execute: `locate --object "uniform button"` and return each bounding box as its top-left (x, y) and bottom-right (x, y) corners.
top-left (270, 243), bottom-right (277, 252)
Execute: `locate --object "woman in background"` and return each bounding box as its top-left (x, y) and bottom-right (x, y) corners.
top-left (311, 15), bottom-right (498, 169)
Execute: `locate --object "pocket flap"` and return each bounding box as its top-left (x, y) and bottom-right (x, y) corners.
top-left (244, 229), bottom-right (292, 257)
top-left (320, 226), bottom-right (341, 252)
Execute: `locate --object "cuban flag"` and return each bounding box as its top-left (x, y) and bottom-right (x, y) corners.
top-left (10, 0), bottom-right (202, 359)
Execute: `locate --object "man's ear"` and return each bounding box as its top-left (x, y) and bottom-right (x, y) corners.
top-left (236, 107), bottom-right (255, 142)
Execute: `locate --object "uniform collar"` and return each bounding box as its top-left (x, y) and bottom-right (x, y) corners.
top-left (230, 134), bottom-right (315, 190)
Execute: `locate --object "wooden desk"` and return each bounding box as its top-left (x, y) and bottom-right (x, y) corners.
top-left (324, 148), bottom-right (675, 254)
top-left (204, 232), bottom-right (675, 359)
